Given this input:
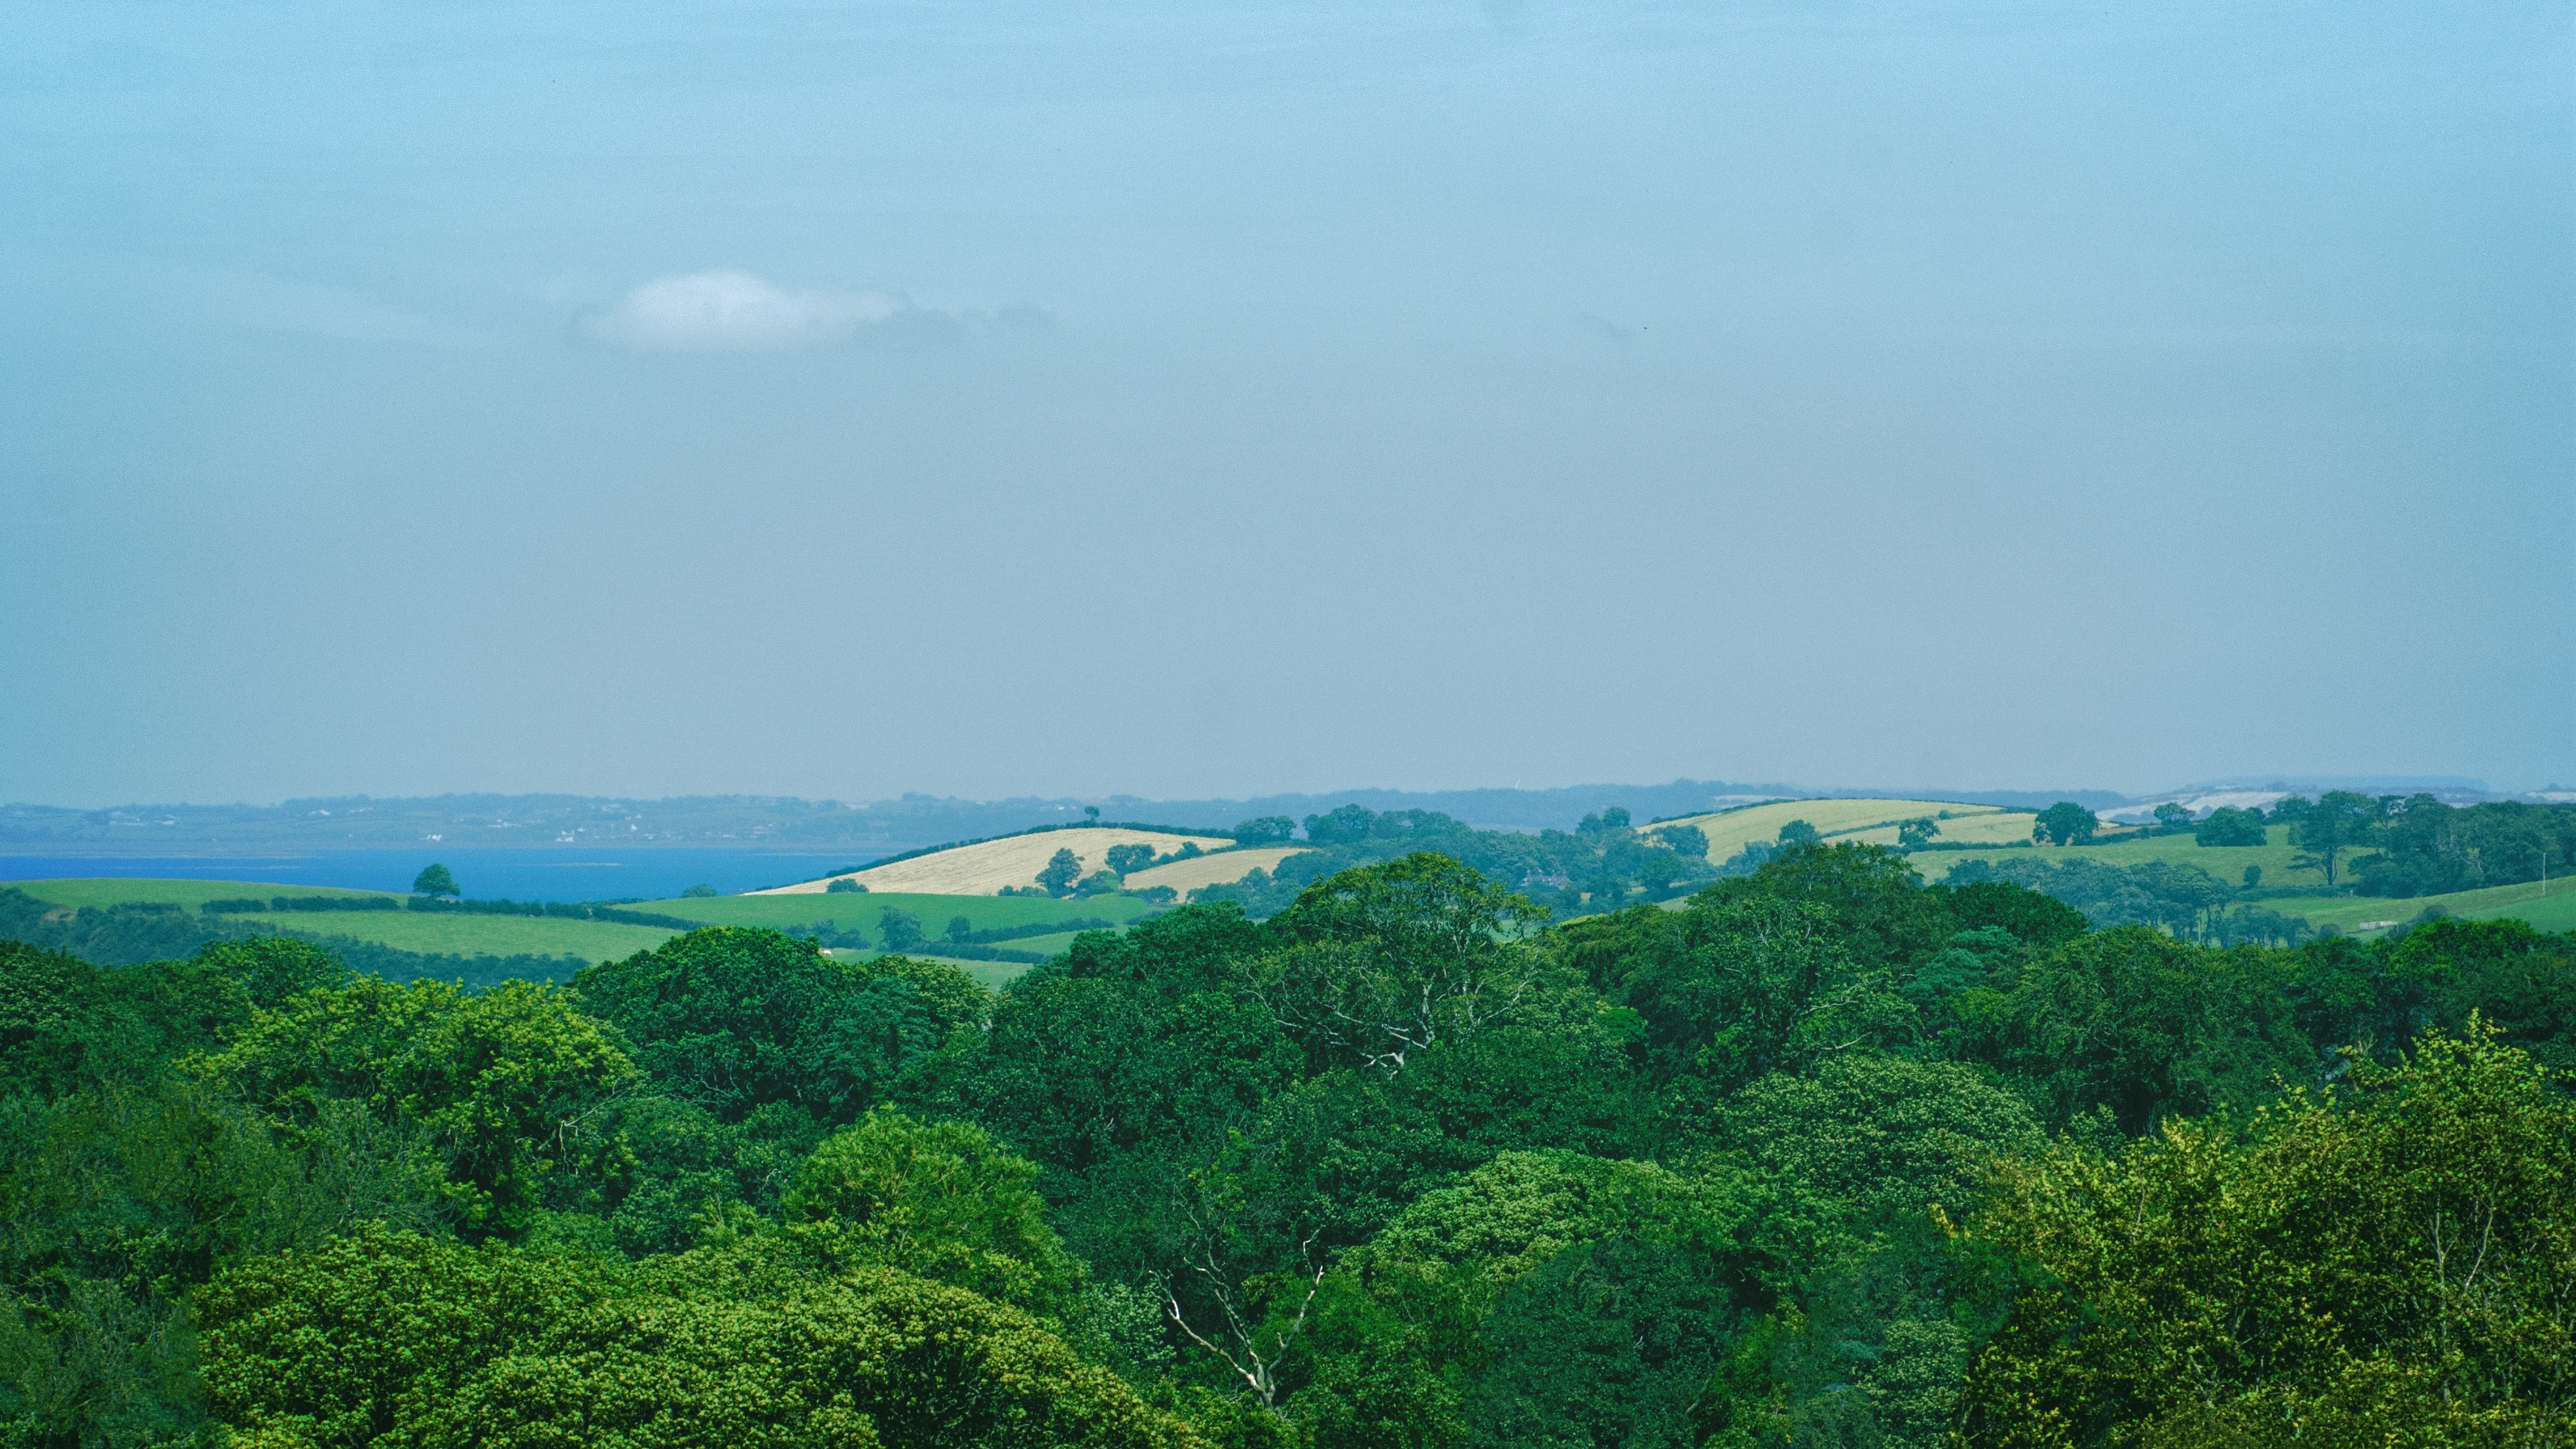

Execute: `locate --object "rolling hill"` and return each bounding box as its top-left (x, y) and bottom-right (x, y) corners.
top-left (1120, 846), bottom-right (1305, 896)
top-left (756, 826), bottom-right (1239, 897)
top-left (1653, 798), bottom-right (2035, 861)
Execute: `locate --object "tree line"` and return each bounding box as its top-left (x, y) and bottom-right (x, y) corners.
top-left (0, 840), bottom-right (2569, 1446)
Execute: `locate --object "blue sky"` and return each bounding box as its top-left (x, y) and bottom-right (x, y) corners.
top-left (3, 0), bottom-right (2569, 805)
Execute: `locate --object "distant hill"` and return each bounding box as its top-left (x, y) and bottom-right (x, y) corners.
top-left (753, 825), bottom-right (1238, 897)
top-left (1652, 798), bottom-right (2035, 862)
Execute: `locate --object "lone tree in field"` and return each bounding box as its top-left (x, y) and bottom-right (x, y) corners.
top-left (1897, 817), bottom-right (1940, 850)
top-left (1777, 819), bottom-right (1821, 848)
top-left (2033, 802), bottom-right (2099, 846)
top-left (412, 863), bottom-right (459, 899)
top-left (2291, 790), bottom-right (2378, 887)
top-left (1036, 848), bottom-right (1082, 896)
top-left (878, 907), bottom-right (924, 953)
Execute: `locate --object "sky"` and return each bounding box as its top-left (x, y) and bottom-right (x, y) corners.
top-left (3, 0), bottom-right (2569, 808)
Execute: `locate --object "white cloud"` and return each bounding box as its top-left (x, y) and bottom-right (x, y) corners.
top-left (581, 269), bottom-right (897, 351)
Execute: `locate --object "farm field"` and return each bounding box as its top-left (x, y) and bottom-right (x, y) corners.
top-left (1654, 798), bottom-right (2026, 861)
top-left (1906, 834), bottom-right (2312, 886)
top-left (2267, 880), bottom-right (2576, 937)
top-left (758, 826), bottom-right (1236, 896)
top-left (1121, 846), bottom-right (1304, 895)
top-left (821, 947), bottom-right (1028, 992)
top-left (11, 878), bottom-right (395, 910)
top-left (637, 890), bottom-right (1160, 934)
top-left (242, 910), bottom-right (675, 960)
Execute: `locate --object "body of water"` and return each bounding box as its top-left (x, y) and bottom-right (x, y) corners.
top-left (0, 849), bottom-right (897, 902)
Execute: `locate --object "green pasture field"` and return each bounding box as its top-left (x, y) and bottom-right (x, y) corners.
top-left (10, 878), bottom-right (395, 910)
top-left (2268, 880), bottom-right (2576, 937)
top-left (821, 947), bottom-right (1027, 992)
top-left (239, 910), bottom-right (675, 961)
top-left (5, 879), bottom-right (673, 963)
top-left (1907, 834), bottom-right (2313, 886)
top-left (636, 891), bottom-right (1162, 934)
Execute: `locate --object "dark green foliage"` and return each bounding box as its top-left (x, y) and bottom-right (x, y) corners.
top-left (411, 863), bottom-right (458, 899)
top-left (2031, 802), bottom-right (2098, 846)
top-left (2193, 806), bottom-right (2267, 846)
top-left (827, 876), bottom-right (868, 893)
top-left (1195, 807), bottom-right (1713, 920)
top-left (0, 887), bottom-right (249, 968)
top-left (1040, 848), bottom-right (1086, 895)
top-left (1954, 927), bottom-right (2314, 1132)
top-left (571, 927), bottom-right (980, 1126)
top-left (878, 907), bottom-right (925, 952)
top-left (1933, 879), bottom-right (2090, 948)
top-left (1107, 844), bottom-right (1158, 875)
top-left (6, 840), bottom-right (2573, 1449)
top-left (2350, 795), bottom-right (2576, 897)
top-left (1471, 1236), bottom-right (1741, 1449)
top-left (1234, 817), bottom-right (1296, 844)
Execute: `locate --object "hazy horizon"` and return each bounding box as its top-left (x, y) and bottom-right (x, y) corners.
top-left (7, 0), bottom-right (2569, 804)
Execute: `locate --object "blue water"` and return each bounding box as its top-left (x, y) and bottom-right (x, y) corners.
top-left (0, 849), bottom-right (894, 903)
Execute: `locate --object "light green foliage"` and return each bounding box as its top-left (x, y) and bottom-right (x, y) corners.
top-left (196, 1225), bottom-right (1202, 1449)
top-left (197, 975), bottom-right (638, 1239)
top-left (1711, 1054), bottom-right (2041, 1252)
top-left (1357, 1149), bottom-right (1744, 1300)
top-left (1956, 1026), bottom-right (2576, 1447)
top-left (786, 1108), bottom-right (1084, 1316)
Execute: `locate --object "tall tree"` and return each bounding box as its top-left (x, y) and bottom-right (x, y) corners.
top-left (410, 863), bottom-right (459, 899)
top-left (2291, 790), bottom-right (2377, 887)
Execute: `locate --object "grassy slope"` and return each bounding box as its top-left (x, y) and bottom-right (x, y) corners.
top-left (238, 911), bottom-right (675, 960)
top-left (637, 891), bottom-right (1161, 933)
top-left (1903, 839), bottom-right (2576, 936)
top-left (7, 878), bottom-right (675, 962)
top-left (1656, 798), bottom-right (2022, 860)
top-left (1909, 834), bottom-right (2310, 885)
top-left (13, 878), bottom-right (395, 910)
top-left (1122, 846), bottom-right (1305, 895)
top-left (768, 827), bottom-right (1240, 897)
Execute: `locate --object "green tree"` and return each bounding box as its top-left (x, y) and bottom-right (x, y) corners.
top-left (411, 863), bottom-right (459, 899)
top-left (2291, 789), bottom-right (2377, 887)
top-left (198, 976), bottom-right (639, 1240)
top-left (1106, 844), bottom-right (1158, 876)
top-left (1253, 855), bottom-right (1549, 1075)
top-left (827, 876), bottom-right (868, 893)
top-left (1955, 1025), bottom-right (2576, 1447)
top-left (2194, 807), bottom-right (2268, 846)
top-left (571, 925), bottom-right (964, 1125)
top-left (1234, 817), bottom-right (1296, 844)
top-left (1897, 817), bottom-right (1940, 850)
top-left (2151, 802), bottom-right (2192, 831)
top-left (1039, 849), bottom-right (1085, 896)
top-left (1776, 819), bottom-right (1821, 848)
top-left (682, 883), bottom-right (719, 898)
top-left (1650, 823), bottom-right (1709, 859)
top-left (878, 907), bottom-right (925, 953)
top-left (1954, 927), bottom-right (2316, 1133)
top-left (2031, 802), bottom-right (2098, 846)
top-left (785, 1107), bottom-right (1085, 1316)
top-left (195, 1225), bottom-right (1203, 1449)
top-left (948, 914), bottom-right (975, 944)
